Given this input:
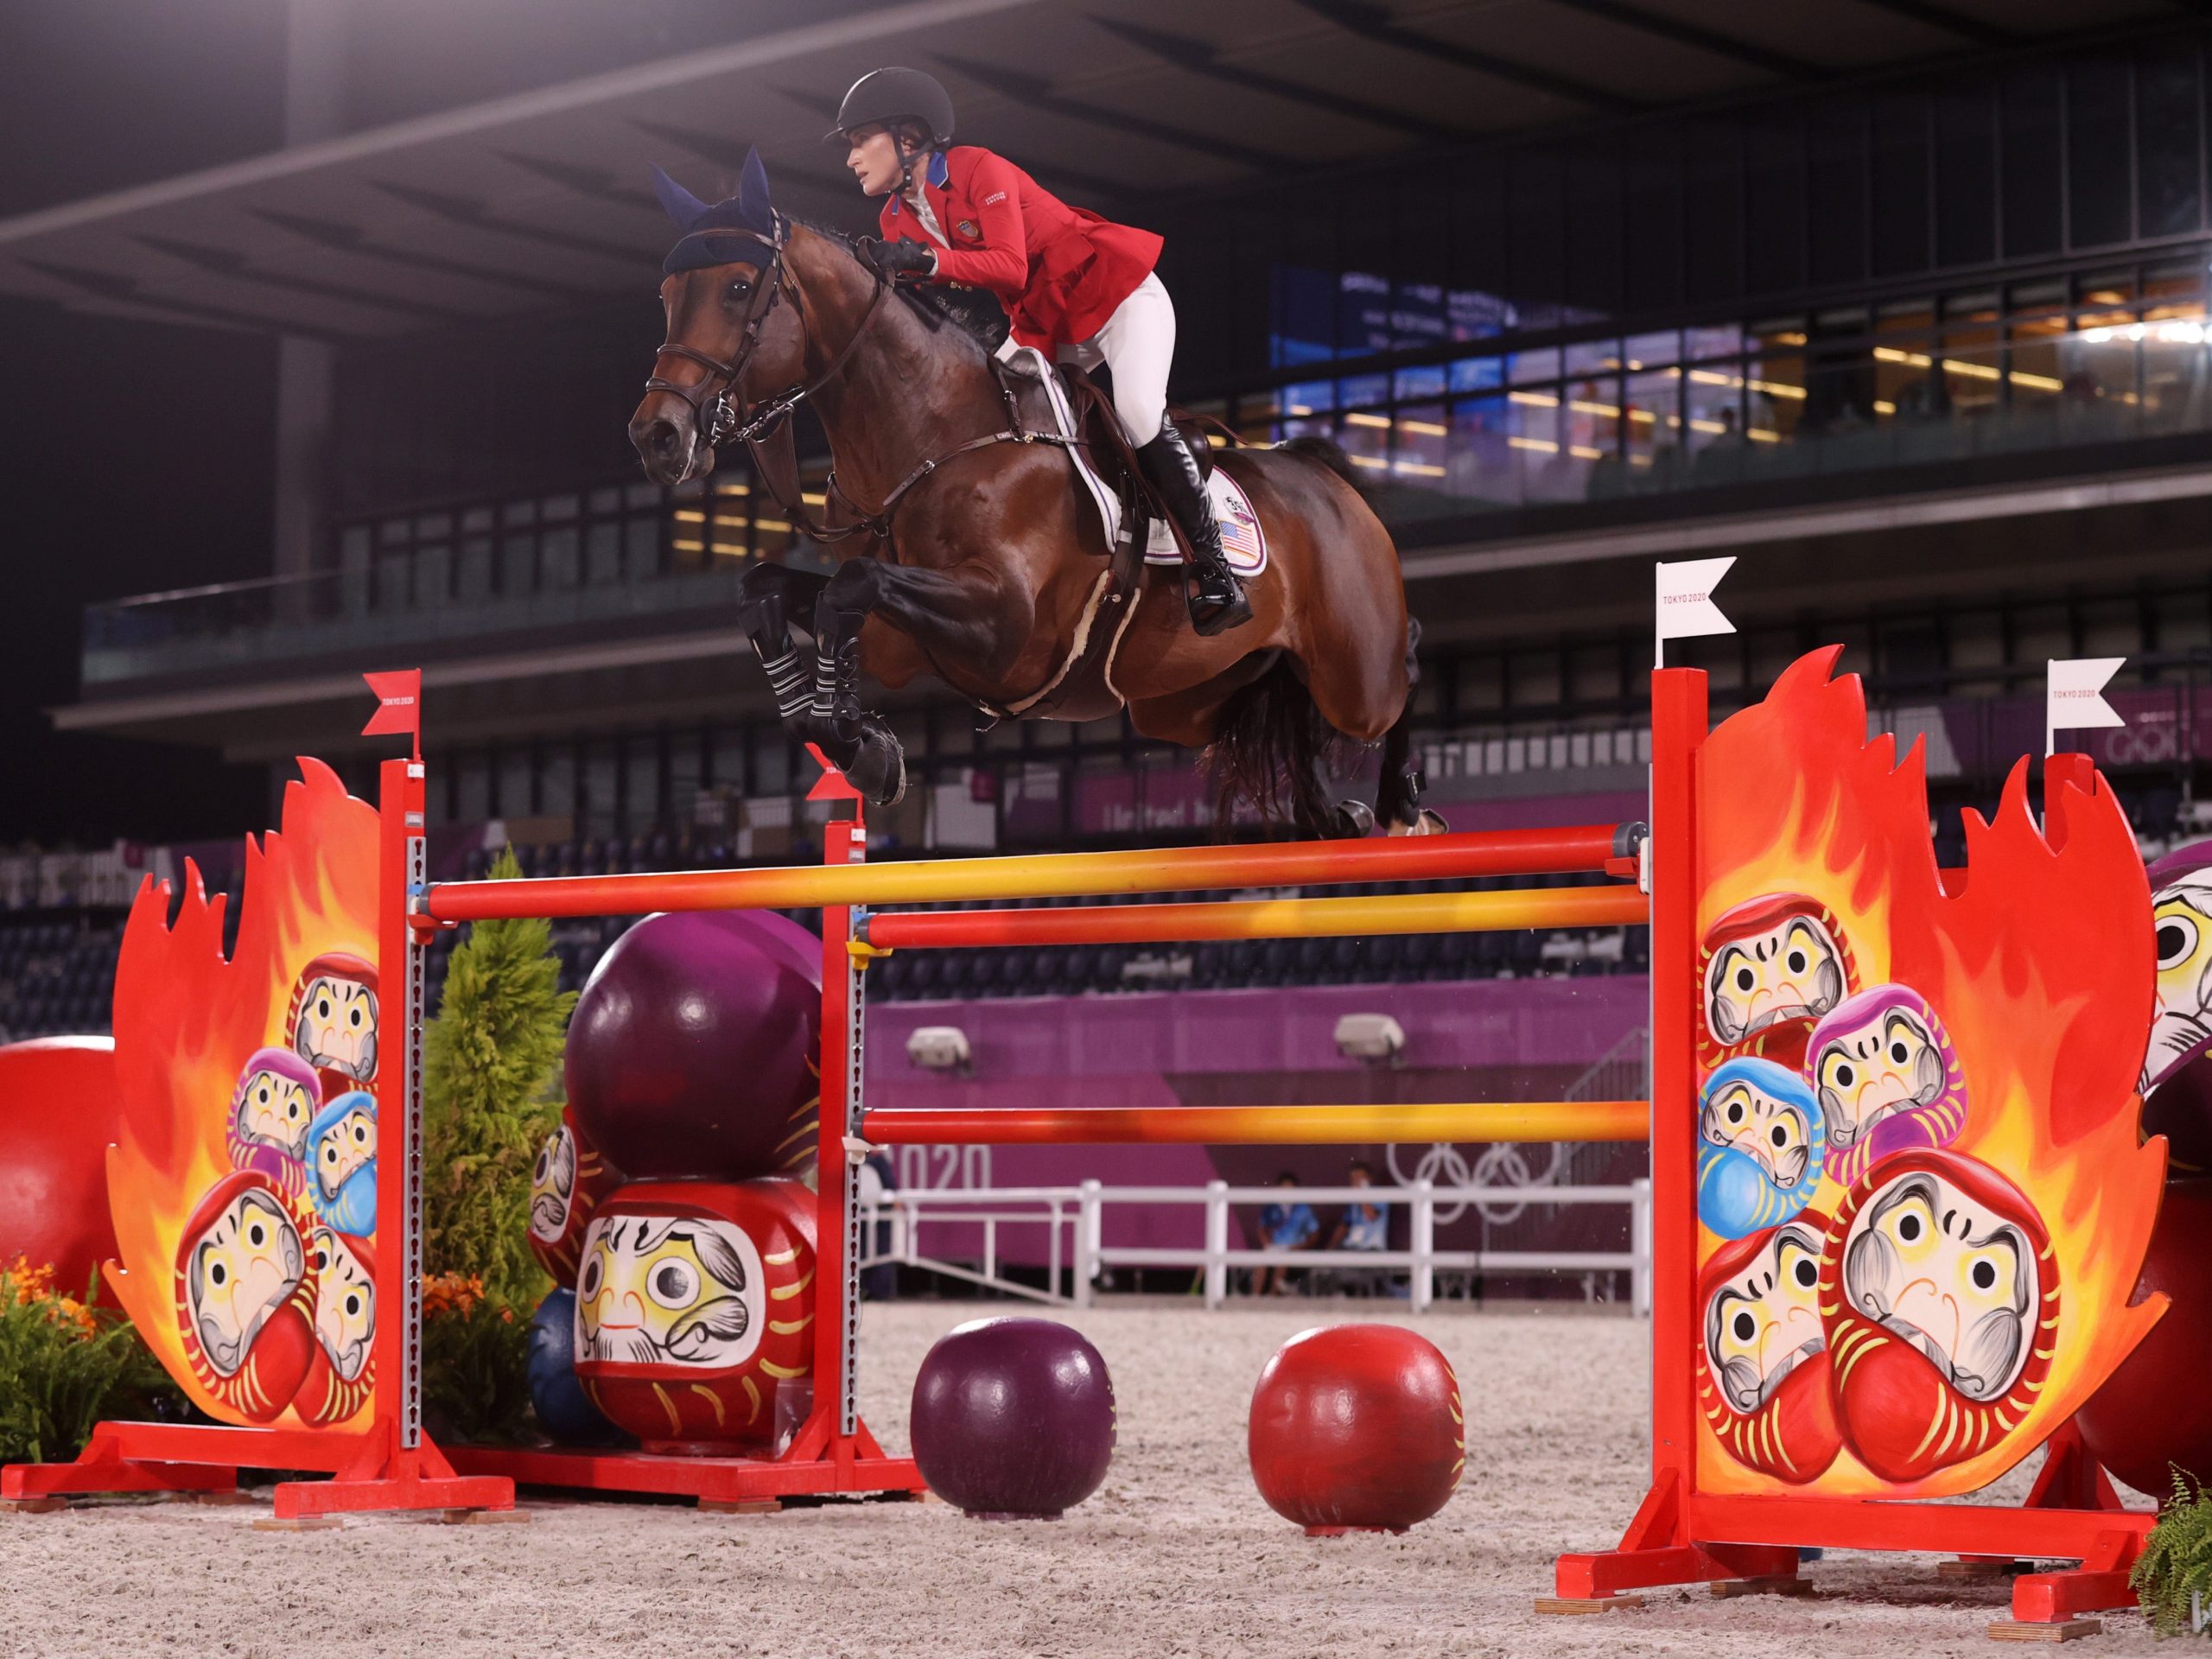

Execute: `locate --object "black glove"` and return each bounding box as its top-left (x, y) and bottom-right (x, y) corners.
top-left (861, 237), bottom-right (938, 282)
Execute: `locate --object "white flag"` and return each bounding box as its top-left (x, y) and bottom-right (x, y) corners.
top-left (2045, 658), bottom-right (2126, 756)
top-left (1655, 556), bottom-right (1737, 668)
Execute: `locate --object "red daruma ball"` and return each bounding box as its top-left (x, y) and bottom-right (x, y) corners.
top-left (910, 1318), bottom-right (1117, 1519)
top-left (1249, 1324), bottom-right (1464, 1535)
top-left (2076, 1179), bottom-right (2212, 1495)
top-left (564, 911), bottom-right (821, 1183)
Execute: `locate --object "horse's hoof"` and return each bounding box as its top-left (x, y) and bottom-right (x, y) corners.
top-left (849, 727), bottom-right (907, 807)
top-left (1389, 807), bottom-right (1449, 837)
top-left (1332, 799), bottom-right (1377, 839)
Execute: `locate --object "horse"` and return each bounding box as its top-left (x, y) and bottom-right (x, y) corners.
top-left (626, 155), bottom-right (1433, 840)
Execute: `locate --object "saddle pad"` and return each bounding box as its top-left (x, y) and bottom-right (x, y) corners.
top-left (999, 345), bottom-right (1267, 580)
top-left (1144, 468), bottom-right (1268, 578)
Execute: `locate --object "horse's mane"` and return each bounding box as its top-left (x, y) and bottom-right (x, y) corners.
top-left (791, 218), bottom-right (1008, 359)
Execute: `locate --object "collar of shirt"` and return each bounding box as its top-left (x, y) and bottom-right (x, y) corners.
top-left (888, 150), bottom-right (952, 219)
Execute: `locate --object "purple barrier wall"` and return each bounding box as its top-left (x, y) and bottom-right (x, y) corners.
top-left (866, 977), bottom-right (1649, 1268)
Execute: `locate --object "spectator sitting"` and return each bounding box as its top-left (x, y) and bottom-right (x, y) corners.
top-left (1253, 1171), bottom-right (1319, 1296)
top-left (1326, 1160), bottom-right (1393, 1295)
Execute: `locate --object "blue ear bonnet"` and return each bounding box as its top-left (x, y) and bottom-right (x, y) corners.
top-left (652, 151), bottom-right (778, 275)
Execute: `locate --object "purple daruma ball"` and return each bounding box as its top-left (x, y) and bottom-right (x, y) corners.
top-left (910, 1318), bottom-right (1116, 1520)
top-left (563, 910), bottom-right (821, 1183)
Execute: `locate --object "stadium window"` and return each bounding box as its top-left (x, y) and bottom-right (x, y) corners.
top-left (498, 747), bottom-right (532, 819)
top-left (540, 524), bottom-right (580, 590)
top-left (626, 738), bottom-right (660, 834)
top-left (585, 519), bottom-right (620, 585)
top-left (582, 741), bottom-right (619, 842)
top-left (2136, 42), bottom-right (2204, 239)
top-left (2066, 55), bottom-right (2133, 250)
top-left (457, 752), bottom-right (491, 824)
top-left (1935, 86), bottom-right (1998, 270)
top-left (1446, 394), bottom-right (1517, 511)
top-left (2000, 64), bottom-right (2064, 258)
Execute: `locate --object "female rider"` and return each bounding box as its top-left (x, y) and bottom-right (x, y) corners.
top-left (830, 67), bottom-right (1251, 636)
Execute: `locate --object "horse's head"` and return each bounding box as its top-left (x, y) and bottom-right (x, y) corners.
top-left (628, 151), bottom-right (812, 486)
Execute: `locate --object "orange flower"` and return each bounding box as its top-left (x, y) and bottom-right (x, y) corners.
top-left (422, 1271), bottom-right (486, 1319)
top-left (5, 1256), bottom-right (99, 1338)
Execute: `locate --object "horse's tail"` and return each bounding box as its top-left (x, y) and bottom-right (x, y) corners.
top-left (1203, 654), bottom-right (1351, 836)
top-left (1274, 435), bottom-right (1370, 495)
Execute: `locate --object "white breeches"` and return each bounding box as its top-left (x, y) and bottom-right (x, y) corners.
top-left (997, 271), bottom-right (1177, 447)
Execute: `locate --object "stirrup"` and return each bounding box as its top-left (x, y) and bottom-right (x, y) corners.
top-left (1188, 571), bottom-right (1253, 636)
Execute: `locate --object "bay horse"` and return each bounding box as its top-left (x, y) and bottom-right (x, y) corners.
top-left (626, 156), bottom-right (1433, 839)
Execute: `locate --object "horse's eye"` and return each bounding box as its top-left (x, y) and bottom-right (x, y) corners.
top-left (728, 280), bottom-right (752, 302)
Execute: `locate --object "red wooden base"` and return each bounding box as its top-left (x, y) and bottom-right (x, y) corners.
top-left (1555, 1431), bottom-right (2155, 1630)
top-left (2, 1419), bottom-right (513, 1521)
top-left (444, 1413), bottom-right (925, 1506)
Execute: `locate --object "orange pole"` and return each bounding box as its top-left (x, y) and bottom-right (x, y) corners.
top-left (861, 1100), bottom-right (1649, 1147)
top-left (865, 885), bottom-right (1647, 949)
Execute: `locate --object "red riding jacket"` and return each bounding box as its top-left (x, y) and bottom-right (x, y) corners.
top-left (881, 147), bottom-right (1162, 352)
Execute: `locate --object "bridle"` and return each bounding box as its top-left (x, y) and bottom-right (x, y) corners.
top-left (641, 213), bottom-right (1060, 547)
top-left (643, 213), bottom-right (887, 466)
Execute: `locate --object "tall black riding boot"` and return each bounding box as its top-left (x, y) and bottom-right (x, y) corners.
top-left (1138, 423), bottom-right (1252, 636)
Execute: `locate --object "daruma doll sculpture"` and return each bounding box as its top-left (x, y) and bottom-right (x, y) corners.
top-left (564, 909), bottom-right (822, 1184)
top-left (526, 1106), bottom-right (625, 1288)
top-left (570, 1177), bottom-right (817, 1452)
top-left (1248, 1324), bottom-right (1463, 1535)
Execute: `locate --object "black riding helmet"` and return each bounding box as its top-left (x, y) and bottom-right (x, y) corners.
top-left (825, 67), bottom-right (955, 148)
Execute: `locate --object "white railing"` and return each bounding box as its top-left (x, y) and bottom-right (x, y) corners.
top-left (857, 1179), bottom-right (1654, 1315)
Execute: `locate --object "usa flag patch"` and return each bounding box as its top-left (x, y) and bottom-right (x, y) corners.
top-left (1146, 469), bottom-right (1268, 576)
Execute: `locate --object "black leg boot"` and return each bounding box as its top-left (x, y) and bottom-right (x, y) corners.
top-left (1138, 423), bottom-right (1253, 636)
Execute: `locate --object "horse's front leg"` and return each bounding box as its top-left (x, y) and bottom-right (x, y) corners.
top-left (805, 556), bottom-right (1027, 805)
top-left (739, 561), bottom-right (830, 726)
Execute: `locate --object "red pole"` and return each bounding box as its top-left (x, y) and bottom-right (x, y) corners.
top-left (1648, 667), bottom-right (1706, 1509)
top-left (372, 757), bottom-right (424, 1455)
top-left (814, 805), bottom-right (867, 1450)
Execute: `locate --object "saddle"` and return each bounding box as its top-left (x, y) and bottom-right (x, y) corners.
top-left (980, 353), bottom-right (1225, 721)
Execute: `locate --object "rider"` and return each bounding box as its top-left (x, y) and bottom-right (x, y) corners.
top-left (830, 67), bottom-right (1252, 636)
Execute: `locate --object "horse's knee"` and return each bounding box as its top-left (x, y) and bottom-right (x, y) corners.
top-left (823, 558), bottom-right (880, 611)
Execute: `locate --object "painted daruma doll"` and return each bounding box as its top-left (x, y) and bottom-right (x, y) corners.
top-left (527, 1107), bottom-right (625, 1288)
top-left (289, 951), bottom-right (378, 1095)
top-left (572, 1178), bottom-right (817, 1453)
top-left (1806, 984), bottom-right (1968, 1188)
top-left (296, 1224), bottom-right (376, 1427)
top-left (175, 1170), bottom-right (318, 1423)
top-left (1696, 1057), bottom-right (1826, 1239)
top-left (1821, 1149), bottom-right (2056, 1482)
top-left (226, 1046), bottom-right (320, 1202)
top-left (307, 1091), bottom-right (378, 1236)
top-left (1700, 893), bottom-right (1857, 1068)
top-left (1696, 1217), bottom-right (1842, 1484)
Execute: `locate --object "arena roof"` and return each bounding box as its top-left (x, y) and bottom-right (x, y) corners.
top-left (0, 0), bottom-right (2175, 340)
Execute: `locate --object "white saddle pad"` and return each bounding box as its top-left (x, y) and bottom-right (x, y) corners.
top-left (1000, 344), bottom-right (1269, 580)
